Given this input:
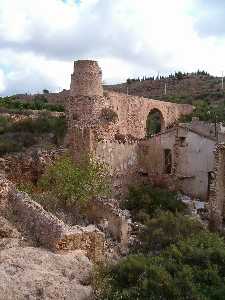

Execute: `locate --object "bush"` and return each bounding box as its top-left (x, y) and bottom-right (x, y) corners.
top-left (37, 155), bottom-right (111, 209)
top-left (0, 97), bottom-right (64, 112)
top-left (7, 116), bottom-right (66, 143)
top-left (0, 132), bottom-right (36, 155)
top-left (96, 232), bottom-right (225, 300)
top-left (0, 116), bottom-right (66, 154)
top-left (139, 211), bottom-right (204, 253)
top-left (122, 184), bottom-right (186, 222)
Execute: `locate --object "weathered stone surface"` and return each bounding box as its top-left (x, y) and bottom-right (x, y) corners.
top-left (209, 143), bottom-right (225, 230)
top-left (67, 60), bottom-right (193, 191)
top-left (0, 247), bottom-right (92, 300)
top-left (0, 147), bottom-right (66, 185)
top-left (0, 217), bottom-right (20, 238)
top-left (0, 176), bottom-right (105, 262)
top-left (87, 197), bottom-right (130, 248)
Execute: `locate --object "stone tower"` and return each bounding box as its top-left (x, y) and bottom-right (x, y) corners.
top-left (70, 60), bottom-right (103, 97)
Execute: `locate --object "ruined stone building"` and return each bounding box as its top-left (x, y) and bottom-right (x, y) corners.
top-left (139, 125), bottom-right (217, 200)
top-left (209, 143), bottom-right (225, 229)
top-left (67, 60), bottom-right (193, 193)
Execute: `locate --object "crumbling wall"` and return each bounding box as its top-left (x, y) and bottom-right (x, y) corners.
top-left (209, 144), bottom-right (225, 230)
top-left (95, 140), bottom-right (139, 195)
top-left (87, 198), bottom-right (130, 248)
top-left (70, 60), bottom-right (103, 97)
top-left (0, 148), bottom-right (66, 184)
top-left (139, 130), bottom-right (176, 175)
top-left (95, 140), bottom-right (138, 175)
top-left (138, 127), bottom-right (216, 199)
top-left (0, 177), bottom-right (104, 262)
top-left (67, 60), bottom-right (193, 170)
top-left (177, 128), bottom-right (216, 199)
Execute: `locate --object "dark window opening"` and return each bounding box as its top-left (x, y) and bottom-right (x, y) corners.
top-left (207, 171), bottom-right (215, 199)
top-left (138, 171), bottom-right (149, 177)
top-left (178, 136), bottom-right (186, 147)
top-left (164, 149), bottom-right (172, 174)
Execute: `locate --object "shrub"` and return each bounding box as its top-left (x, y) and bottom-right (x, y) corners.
top-left (96, 232), bottom-right (225, 300)
top-left (0, 132), bottom-right (36, 155)
top-left (0, 97), bottom-right (64, 112)
top-left (37, 155), bottom-right (111, 209)
top-left (122, 184), bottom-right (186, 222)
top-left (8, 116), bottom-right (66, 143)
top-left (139, 211), bottom-right (204, 253)
top-left (0, 139), bottom-right (22, 155)
top-left (0, 116), bottom-right (9, 134)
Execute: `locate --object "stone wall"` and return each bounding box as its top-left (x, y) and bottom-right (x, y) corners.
top-left (70, 60), bottom-right (103, 97)
top-left (86, 197), bottom-right (130, 248)
top-left (67, 60), bottom-right (193, 184)
top-left (0, 148), bottom-right (66, 185)
top-left (209, 144), bottom-right (225, 230)
top-left (15, 90), bottom-right (69, 105)
top-left (0, 177), bottom-right (105, 262)
top-left (138, 126), bottom-right (216, 200)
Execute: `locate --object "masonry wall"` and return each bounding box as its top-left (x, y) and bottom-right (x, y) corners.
top-left (177, 130), bottom-right (216, 199)
top-left (209, 144), bottom-right (225, 229)
top-left (0, 177), bottom-right (105, 262)
top-left (67, 60), bottom-right (193, 192)
top-left (139, 129), bottom-right (176, 175)
top-left (95, 140), bottom-right (138, 174)
top-left (139, 127), bottom-right (216, 200)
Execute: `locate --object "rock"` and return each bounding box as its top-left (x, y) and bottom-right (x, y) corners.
top-left (0, 217), bottom-right (20, 238)
top-left (0, 247), bottom-right (92, 300)
top-left (0, 238), bottom-right (21, 250)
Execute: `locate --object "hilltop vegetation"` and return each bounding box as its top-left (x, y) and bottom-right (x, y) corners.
top-left (105, 71), bottom-right (225, 123)
top-left (105, 71), bottom-right (224, 104)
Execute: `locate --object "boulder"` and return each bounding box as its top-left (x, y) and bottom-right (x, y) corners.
top-left (0, 247), bottom-right (92, 300)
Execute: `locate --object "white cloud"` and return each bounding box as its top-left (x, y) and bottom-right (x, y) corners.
top-left (0, 0), bottom-right (225, 95)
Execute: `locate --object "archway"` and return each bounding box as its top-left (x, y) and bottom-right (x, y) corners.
top-left (146, 108), bottom-right (164, 137)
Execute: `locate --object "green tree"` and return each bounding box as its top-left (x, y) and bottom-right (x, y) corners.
top-left (122, 184), bottom-right (186, 222)
top-left (96, 232), bottom-right (225, 300)
top-left (139, 211), bottom-right (203, 253)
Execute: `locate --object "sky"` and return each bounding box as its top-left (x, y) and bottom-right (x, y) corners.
top-left (0, 0), bottom-right (225, 96)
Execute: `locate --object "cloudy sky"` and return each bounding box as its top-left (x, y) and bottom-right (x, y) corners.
top-left (0, 0), bottom-right (225, 95)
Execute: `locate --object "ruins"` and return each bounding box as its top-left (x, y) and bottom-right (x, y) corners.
top-left (209, 143), bottom-right (225, 230)
top-left (67, 60), bottom-right (193, 194)
top-left (67, 59), bottom-right (225, 211)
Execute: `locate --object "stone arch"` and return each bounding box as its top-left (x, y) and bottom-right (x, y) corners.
top-left (145, 108), bottom-right (165, 137)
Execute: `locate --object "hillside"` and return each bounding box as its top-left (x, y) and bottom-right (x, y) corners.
top-left (105, 73), bottom-right (225, 106)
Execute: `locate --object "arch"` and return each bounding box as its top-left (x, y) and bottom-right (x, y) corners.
top-left (146, 108), bottom-right (165, 137)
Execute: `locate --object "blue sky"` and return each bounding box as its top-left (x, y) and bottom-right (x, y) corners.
top-left (0, 0), bottom-right (225, 95)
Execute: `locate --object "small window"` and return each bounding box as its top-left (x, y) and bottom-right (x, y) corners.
top-left (164, 149), bottom-right (172, 174)
top-left (178, 137), bottom-right (186, 147)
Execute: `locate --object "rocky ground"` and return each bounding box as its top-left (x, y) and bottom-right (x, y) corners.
top-left (0, 215), bottom-right (93, 300)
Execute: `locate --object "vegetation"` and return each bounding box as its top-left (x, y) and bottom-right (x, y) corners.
top-left (94, 183), bottom-right (225, 300)
top-left (34, 155), bottom-right (111, 210)
top-left (0, 115), bottom-right (66, 155)
top-left (96, 232), bottom-right (225, 300)
top-left (139, 211), bottom-right (203, 253)
top-left (126, 70), bottom-right (210, 83)
top-left (122, 184), bottom-right (186, 222)
top-left (146, 110), bottom-right (162, 137)
top-left (179, 100), bottom-right (225, 124)
top-left (0, 96), bottom-right (64, 112)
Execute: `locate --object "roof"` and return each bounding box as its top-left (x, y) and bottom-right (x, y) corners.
top-left (147, 124), bottom-right (218, 142)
